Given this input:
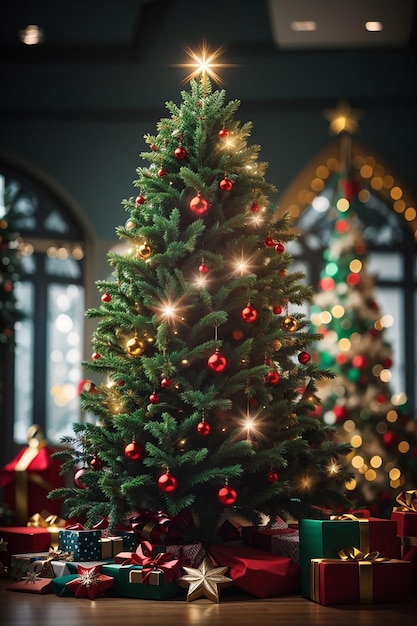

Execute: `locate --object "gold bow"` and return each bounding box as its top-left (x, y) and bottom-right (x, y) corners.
top-left (339, 546), bottom-right (389, 604)
top-left (394, 490), bottom-right (417, 512)
top-left (27, 510), bottom-right (66, 549)
top-left (338, 546), bottom-right (389, 563)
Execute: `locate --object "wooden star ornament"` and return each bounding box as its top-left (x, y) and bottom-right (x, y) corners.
top-left (176, 555), bottom-right (233, 602)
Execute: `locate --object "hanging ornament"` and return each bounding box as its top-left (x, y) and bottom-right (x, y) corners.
top-left (151, 143), bottom-right (157, 151)
top-left (219, 177), bottom-right (233, 191)
top-left (241, 304), bottom-right (258, 323)
top-left (158, 470), bottom-right (177, 493)
top-left (74, 468), bottom-right (88, 488)
top-left (161, 377), bottom-right (172, 389)
top-left (138, 243), bottom-right (152, 260)
top-left (267, 470), bottom-right (279, 482)
top-left (217, 483), bottom-right (237, 507)
top-left (283, 316), bottom-right (298, 332)
top-left (273, 305), bottom-right (282, 314)
top-left (274, 242), bottom-right (285, 254)
top-left (125, 218), bottom-right (136, 231)
top-left (124, 441), bottom-right (144, 461)
top-left (208, 349), bottom-right (227, 373)
top-left (149, 392), bottom-right (160, 404)
top-left (250, 201), bottom-right (260, 213)
top-left (197, 420), bottom-right (211, 436)
top-left (158, 167), bottom-right (167, 177)
top-left (298, 351), bottom-right (311, 365)
top-left (218, 127), bottom-right (229, 140)
top-left (135, 194), bottom-right (145, 205)
top-left (199, 261), bottom-right (209, 274)
top-left (77, 379), bottom-right (98, 395)
top-left (265, 370), bottom-right (280, 385)
top-left (92, 351), bottom-right (101, 361)
top-left (189, 193), bottom-right (209, 216)
top-left (126, 336), bottom-right (145, 357)
top-left (264, 236), bottom-right (275, 248)
top-left (174, 146), bottom-right (187, 160)
top-left (101, 292), bottom-right (111, 303)
top-left (89, 454), bottom-right (104, 471)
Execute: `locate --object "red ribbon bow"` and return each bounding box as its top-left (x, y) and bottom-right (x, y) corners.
top-left (122, 540), bottom-right (186, 584)
top-left (129, 508), bottom-right (193, 545)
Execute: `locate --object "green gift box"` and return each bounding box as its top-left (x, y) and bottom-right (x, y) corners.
top-left (299, 517), bottom-right (398, 598)
top-left (101, 562), bottom-right (183, 600)
top-left (51, 574), bottom-right (80, 596)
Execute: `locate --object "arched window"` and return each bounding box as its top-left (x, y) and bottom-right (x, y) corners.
top-left (0, 161), bottom-right (87, 447)
top-left (277, 137), bottom-right (417, 414)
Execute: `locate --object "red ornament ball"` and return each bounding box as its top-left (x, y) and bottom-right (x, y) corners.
top-left (217, 485), bottom-right (237, 507)
top-left (124, 441), bottom-right (144, 461)
top-left (241, 305), bottom-right (258, 323)
top-left (298, 351), bottom-right (311, 365)
top-left (333, 405), bottom-right (349, 422)
top-left (174, 146), bottom-right (187, 160)
top-left (208, 349), bottom-right (227, 373)
top-left (149, 393), bottom-right (160, 404)
top-left (266, 370), bottom-right (280, 385)
top-left (273, 305), bottom-right (283, 314)
top-left (232, 329), bottom-right (244, 341)
top-left (158, 472), bottom-right (177, 493)
top-left (101, 292), bottom-right (111, 303)
top-left (189, 194), bottom-right (209, 216)
top-left (161, 377), bottom-right (172, 389)
top-left (158, 167), bottom-right (167, 177)
top-left (267, 470), bottom-right (279, 482)
top-left (197, 420), bottom-right (211, 436)
top-left (89, 455), bottom-right (104, 471)
top-left (92, 351), bottom-right (101, 361)
top-left (250, 202), bottom-right (260, 213)
top-left (219, 177), bottom-right (233, 191)
top-left (135, 194), bottom-right (145, 205)
top-left (198, 263), bottom-right (209, 274)
top-left (265, 237), bottom-right (275, 247)
top-left (274, 242), bottom-right (285, 254)
top-left (74, 468), bottom-right (88, 488)
top-left (218, 128), bottom-right (229, 139)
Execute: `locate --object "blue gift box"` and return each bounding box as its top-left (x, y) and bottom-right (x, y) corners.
top-left (114, 530), bottom-right (140, 552)
top-left (58, 529), bottom-right (102, 561)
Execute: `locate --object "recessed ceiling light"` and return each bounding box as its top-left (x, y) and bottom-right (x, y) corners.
top-left (290, 21), bottom-right (317, 32)
top-left (19, 24), bottom-right (44, 45)
top-left (365, 21), bottom-right (383, 32)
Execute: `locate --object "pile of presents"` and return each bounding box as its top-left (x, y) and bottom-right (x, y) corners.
top-left (0, 433), bottom-right (416, 604)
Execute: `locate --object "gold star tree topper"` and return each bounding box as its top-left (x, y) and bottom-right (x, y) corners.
top-left (174, 41), bottom-right (237, 94)
top-left (176, 555), bottom-right (233, 602)
top-left (323, 100), bottom-right (362, 135)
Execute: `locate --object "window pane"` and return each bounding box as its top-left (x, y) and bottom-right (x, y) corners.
top-left (13, 282), bottom-right (35, 443)
top-left (45, 255), bottom-right (82, 278)
top-left (46, 284), bottom-right (84, 443)
top-left (367, 253), bottom-right (402, 281)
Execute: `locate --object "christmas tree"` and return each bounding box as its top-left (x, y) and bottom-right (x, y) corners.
top-left (50, 57), bottom-right (353, 546)
top-left (311, 166), bottom-right (417, 517)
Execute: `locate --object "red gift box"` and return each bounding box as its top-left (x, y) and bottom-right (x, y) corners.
top-left (0, 526), bottom-right (54, 567)
top-left (391, 490), bottom-right (417, 578)
top-left (7, 576), bottom-right (53, 594)
top-left (310, 556), bottom-right (413, 605)
top-left (208, 543), bottom-right (300, 598)
top-left (0, 426), bottom-right (65, 524)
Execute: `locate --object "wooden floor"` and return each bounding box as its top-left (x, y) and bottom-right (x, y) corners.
top-left (2, 580), bottom-right (416, 626)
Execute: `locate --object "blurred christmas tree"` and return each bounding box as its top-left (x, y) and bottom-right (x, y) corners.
top-left (0, 204), bottom-right (23, 349)
top-left (311, 132), bottom-right (417, 517)
top-left (50, 53), bottom-right (353, 546)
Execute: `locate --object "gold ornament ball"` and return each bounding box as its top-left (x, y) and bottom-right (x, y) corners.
top-left (283, 316), bottom-right (298, 332)
top-left (126, 336), bottom-right (145, 356)
top-left (125, 219), bottom-right (136, 231)
top-left (138, 243), bottom-right (152, 259)
top-left (272, 339), bottom-right (282, 351)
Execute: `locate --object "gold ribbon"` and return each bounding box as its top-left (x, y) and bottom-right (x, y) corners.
top-left (393, 490), bottom-right (417, 512)
top-left (26, 510), bottom-right (66, 549)
top-left (14, 425), bottom-right (51, 524)
top-left (330, 515), bottom-right (370, 553)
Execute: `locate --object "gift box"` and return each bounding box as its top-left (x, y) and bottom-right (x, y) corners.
top-left (9, 552), bottom-right (50, 580)
top-left (99, 536), bottom-right (124, 559)
top-left (310, 554), bottom-right (413, 605)
top-left (7, 576), bottom-right (53, 594)
top-left (51, 559), bottom-right (106, 578)
top-left (299, 517), bottom-right (398, 598)
top-left (51, 565), bottom-right (114, 599)
top-left (152, 542), bottom-right (206, 567)
top-left (114, 530), bottom-right (140, 552)
top-left (0, 526), bottom-right (54, 568)
top-left (242, 527), bottom-right (300, 564)
top-left (208, 543), bottom-right (300, 598)
top-left (0, 426), bottom-right (65, 524)
top-left (101, 562), bottom-right (184, 600)
top-left (51, 574), bottom-right (80, 597)
top-left (391, 490), bottom-right (417, 581)
top-left (58, 528), bottom-right (102, 561)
